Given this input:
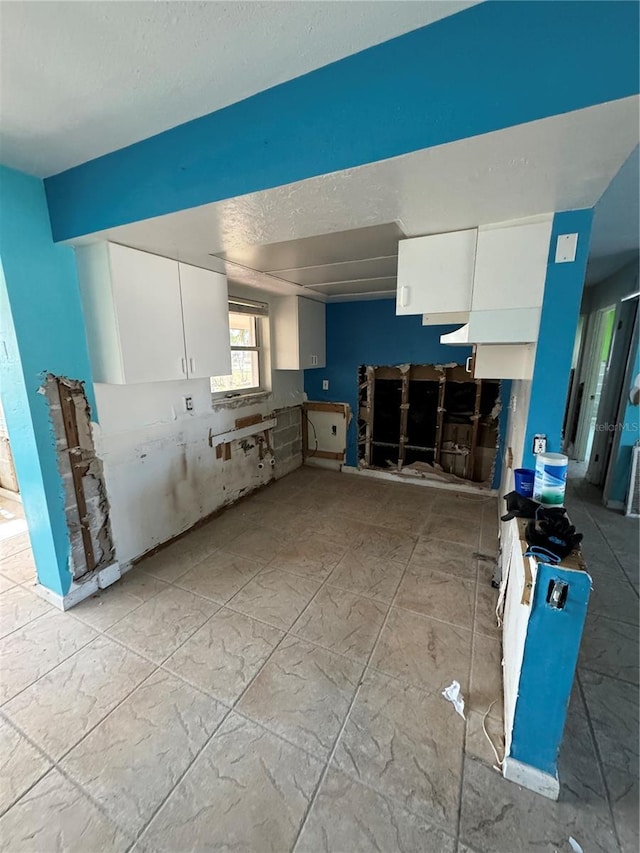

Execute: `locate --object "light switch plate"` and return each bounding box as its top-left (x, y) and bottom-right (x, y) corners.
top-left (555, 234), bottom-right (578, 263)
top-left (322, 380), bottom-right (329, 390)
top-left (184, 396), bottom-right (193, 412)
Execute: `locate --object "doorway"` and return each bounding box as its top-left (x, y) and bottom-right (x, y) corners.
top-left (565, 306), bottom-right (616, 465)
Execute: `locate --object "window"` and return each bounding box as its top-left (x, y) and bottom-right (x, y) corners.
top-left (211, 299), bottom-right (268, 396)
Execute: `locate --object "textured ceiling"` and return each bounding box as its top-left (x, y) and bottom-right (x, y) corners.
top-left (0, 0), bottom-right (477, 177)
top-left (76, 97), bottom-right (639, 301)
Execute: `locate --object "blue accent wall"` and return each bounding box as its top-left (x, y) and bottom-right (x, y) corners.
top-left (523, 210), bottom-right (594, 470)
top-left (304, 298), bottom-right (508, 485)
top-left (0, 166), bottom-right (95, 596)
top-left (45, 1), bottom-right (639, 240)
top-left (510, 563), bottom-right (591, 776)
top-left (611, 337), bottom-right (640, 504)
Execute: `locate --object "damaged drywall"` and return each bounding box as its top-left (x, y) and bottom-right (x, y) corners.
top-left (42, 374), bottom-right (114, 579)
top-left (357, 363), bottom-right (501, 486)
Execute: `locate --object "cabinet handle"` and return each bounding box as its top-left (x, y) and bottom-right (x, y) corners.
top-left (189, 357), bottom-right (195, 374)
top-left (181, 357), bottom-right (187, 375)
top-left (399, 286), bottom-right (410, 308)
top-left (465, 355), bottom-right (473, 374)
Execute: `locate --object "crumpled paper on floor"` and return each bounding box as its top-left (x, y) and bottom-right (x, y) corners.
top-left (442, 680), bottom-right (465, 719)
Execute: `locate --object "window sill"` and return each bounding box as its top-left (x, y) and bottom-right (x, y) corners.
top-left (211, 391), bottom-right (270, 411)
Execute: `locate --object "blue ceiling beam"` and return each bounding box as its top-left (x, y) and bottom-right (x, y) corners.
top-left (44, 1), bottom-right (639, 241)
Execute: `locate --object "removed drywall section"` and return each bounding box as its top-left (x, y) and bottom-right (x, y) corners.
top-left (43, 375), bottom-right (114, 579)
top-left (93, 374), bottom-right (304, 566)
top-left (305, 299), bottom-right (474, 466)
top-left (357, 363), bottom-right (500, 485)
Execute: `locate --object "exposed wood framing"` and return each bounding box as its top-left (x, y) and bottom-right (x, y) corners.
top-left (357, 363), bottom-right (500, 485)
top-left (398, 366), bottom-right (410, 471)
top-left (469, 379), bottom-right (483, 472)
top-left (302, 401), bottom-right (348, 462)
top-left (364, 366), bottom-right (375, 467)
top-left (305, 401), bottom-right (346, 414)
top-left (434, 373), bottom-right (446, 465)
top-left (56, 379), bottom-right (96, 573)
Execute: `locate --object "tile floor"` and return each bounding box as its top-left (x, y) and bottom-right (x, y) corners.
top-left (0, 466), bottom-right (637, 852)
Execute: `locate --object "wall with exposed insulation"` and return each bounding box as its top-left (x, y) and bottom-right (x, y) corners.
top-left (91, 286), bottom-right (304, 566)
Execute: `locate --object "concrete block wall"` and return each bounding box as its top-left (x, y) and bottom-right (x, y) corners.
top-left (272, 406), bottom-right (303, 479)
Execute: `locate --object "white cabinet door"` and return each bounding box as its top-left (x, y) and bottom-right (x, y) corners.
top-left (396, 229), bottom-right (477, 316)
top-left (474, 344), bottom-right (536, 380)
top-left (298, 298), bottom-right (326, 369)
top-left (468, 307), bottom-right (541, 343)
top-left (178, 264), bottom-right (231, 379)
top-left (472, 219), bottom-right (552, 312)
top-left (109, 244), bottom-right (186, 383)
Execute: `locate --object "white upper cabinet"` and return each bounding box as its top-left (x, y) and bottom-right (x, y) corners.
top-left (178, 263), bottom-right (231, 379)
top-left (471, 218), bottom-right (553, 311)
top-left (76, 242), bottom-right (230, 384)
top-left (272, 295), bottom-right (325, 370)
top-left (396, 229), bottom-right (477, 316)
top-left (473, 344), bottom-right (536, 380)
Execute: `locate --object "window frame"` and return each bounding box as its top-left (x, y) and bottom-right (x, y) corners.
top-left (210, 298), bottom-right (269, 401)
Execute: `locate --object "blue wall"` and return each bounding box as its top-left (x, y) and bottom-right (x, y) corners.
top-left (45, 1), bottom-right (639, 240)
top-left (523, 210), bottom-right (594, 470)
top-left (304, 298), bottom-right (509, 485)
top-left (510, 562), bottom-right (592, 776)
top-left (0, 166), bottom-right (95, 596)
top-left (611, 338), bottom-right (640, 504)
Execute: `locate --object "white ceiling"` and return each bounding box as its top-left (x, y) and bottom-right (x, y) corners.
top-left (0, 0), bottom-right (477, 177)
top-left (75, 96), bottom-right (640, 301)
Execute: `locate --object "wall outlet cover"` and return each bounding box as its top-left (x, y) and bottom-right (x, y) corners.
top-left (533, 434), bottom-right (547, 454)
top-left (185, 396), bottom-right (194, 412)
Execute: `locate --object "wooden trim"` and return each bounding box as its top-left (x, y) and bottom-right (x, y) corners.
top-left (305, 401), bottom-right (346, 414)
top-left (309, 449), bottom-right (344, 460)
top-left (235, 413), bottom-right (264, 430)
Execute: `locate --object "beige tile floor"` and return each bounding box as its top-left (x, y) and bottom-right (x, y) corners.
top-left (0, 468), bottom-right (636, 852)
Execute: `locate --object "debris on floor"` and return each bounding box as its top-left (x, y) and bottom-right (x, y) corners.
top-left (442, 680), bottom-right (466, 718)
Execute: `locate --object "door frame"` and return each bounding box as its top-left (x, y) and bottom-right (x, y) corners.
top-left (573, 306), bottom-right (615, 461)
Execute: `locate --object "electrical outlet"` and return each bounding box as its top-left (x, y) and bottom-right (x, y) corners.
top-left (184, 396), bottom-right (193, 412)
top-left (533, 434), bottom-right (547, 454)
top-left (331, 425), bottom-right (337, 436)
top-left (322, 379), bottom-right (329, 391)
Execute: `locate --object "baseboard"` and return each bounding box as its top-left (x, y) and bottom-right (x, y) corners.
top-left (34, 562), bottom-right (122, 611)
top-left (605, 499), bottom-right (625, 511)
top-left (305, 458), bottom-right (343, 471)
top-left (341, 465), bottom-right (497, 496)
top-left (503, 757), bottom-right (559, 800)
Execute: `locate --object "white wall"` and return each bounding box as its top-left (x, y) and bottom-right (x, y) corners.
top-left (500, 379), bottom-right (533, 497)
top-left (92, 286), bottom-right (305, 565)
